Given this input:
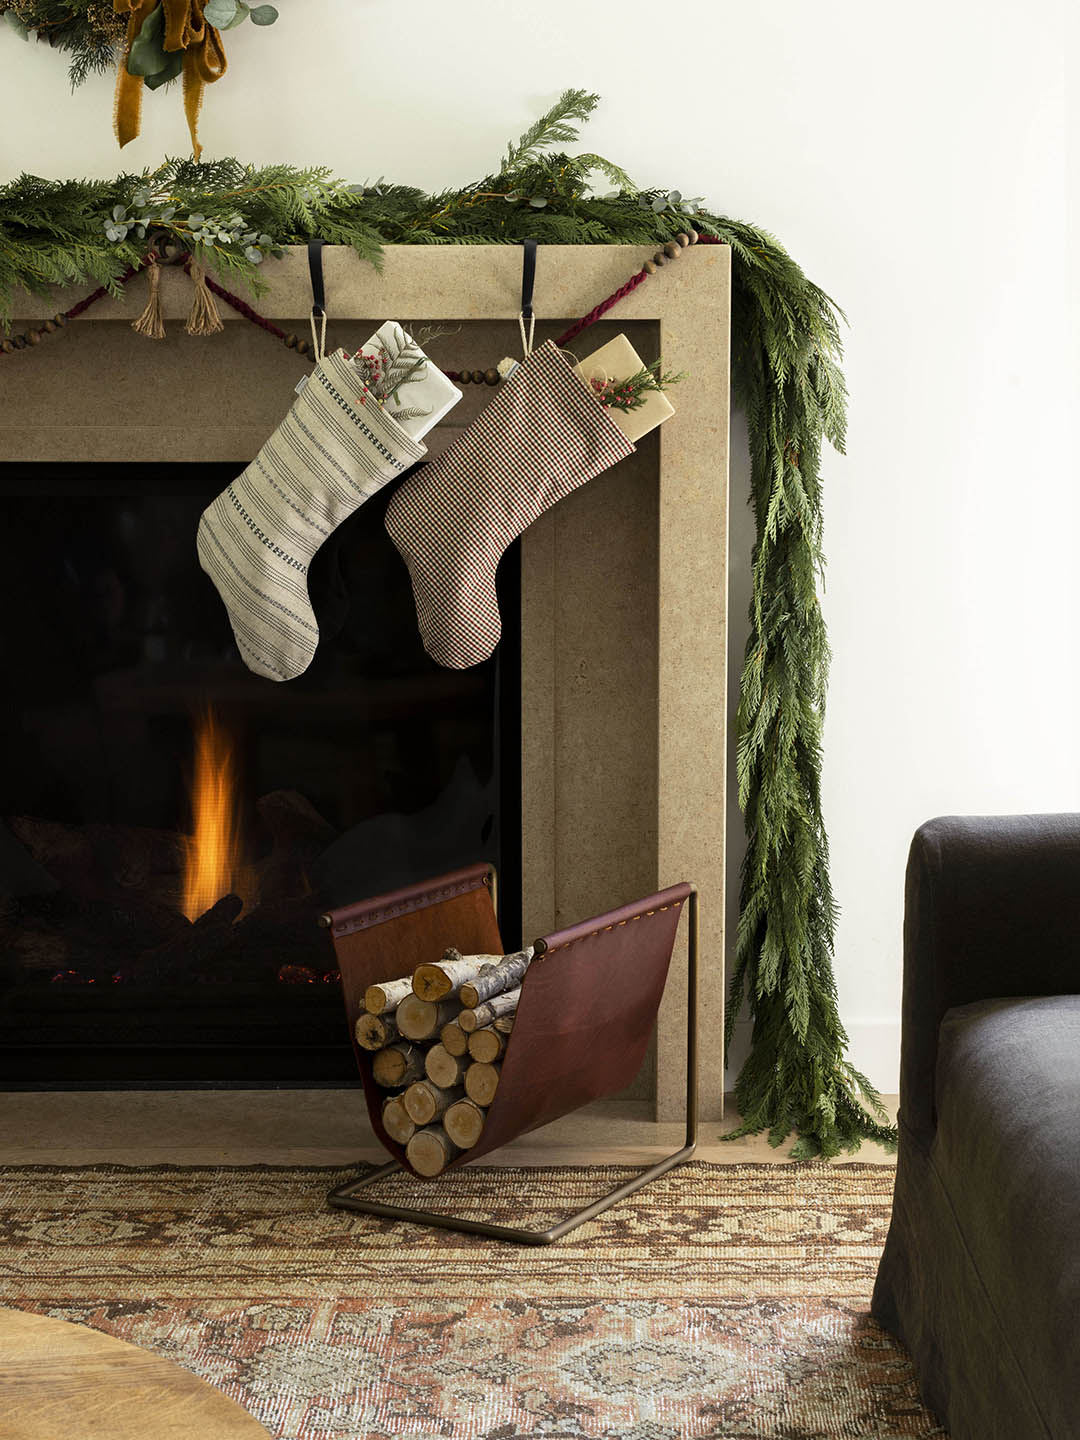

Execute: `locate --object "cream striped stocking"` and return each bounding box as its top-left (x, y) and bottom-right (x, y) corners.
top-left (385, 340), bottom-right (635, 669)
top-left (198, 349), bottom-right (426, 682)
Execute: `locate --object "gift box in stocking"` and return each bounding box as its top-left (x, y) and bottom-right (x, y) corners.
top-left (385, 339), bottom-right (636, 669)
top-left (197, 348), bottom-right (428, 682)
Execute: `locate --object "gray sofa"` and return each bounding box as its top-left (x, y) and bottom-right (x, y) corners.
top-left (872, 814), bottom-right (1080, 1440)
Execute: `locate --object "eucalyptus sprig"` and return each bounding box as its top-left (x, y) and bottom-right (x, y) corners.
top-left (101, 179), bottom-right (278, 266)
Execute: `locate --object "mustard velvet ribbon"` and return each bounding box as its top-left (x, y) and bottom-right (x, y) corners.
top-left (113, 0), bottom-right (228, 160)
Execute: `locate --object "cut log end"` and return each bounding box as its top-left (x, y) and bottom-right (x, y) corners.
top-left (381, 1095), bottom-right (416, 1146)
top-left (396, 993), bottom-right (459, 1041)
top-left (459, 986), bottom-right (519, 1034)
top-left (464, 1060), bottom-right (500, 1107)
top-left (425, 1042), bottom-right (467, 1090)
top-left (413, 951), bottom-right (506, 1003)
top-left (440, 1021), bottom-right (469, 1057)
top-left (371, 1042), bottom-right (424, 1089)
top-left (364, 976), bottom-right (414, 1016)
top-left (466, 1026), bottom-right (505, 1064)
top-left (444, 1098), bottom-right (486, 1150)
top-left (355, 1012), bottom-right (396, 1050)
top-left (403, 1080), bottom-right (464, 1126)
top-left (411, 962), bottom-right (454, 1002)
top-left (406, 1125), bottom-right (461, 1177)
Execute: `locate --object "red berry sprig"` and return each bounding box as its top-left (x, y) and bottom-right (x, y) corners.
top-left (589, 358), bottom-right (685, 413)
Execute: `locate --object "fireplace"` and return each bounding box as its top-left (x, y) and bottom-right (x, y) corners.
top-left (0, 462), bottom-right (519, 1086)
top-left (2, 245), bottom-right (731, 1117)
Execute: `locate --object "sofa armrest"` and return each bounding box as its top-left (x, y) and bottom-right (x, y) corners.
top-left (901, 813), bottom-right (1080, 1143)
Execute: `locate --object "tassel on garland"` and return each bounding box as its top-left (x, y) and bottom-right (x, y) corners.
top-left (185, 263), bottom-right (224, 336)
top-left (131, 255), bottom-right (166, 340)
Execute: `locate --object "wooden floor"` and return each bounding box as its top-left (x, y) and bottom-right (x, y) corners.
top-left (0, 1091), bottom-right (899, 1167)
top-left (0, 1308), bottom-right (270, 1440)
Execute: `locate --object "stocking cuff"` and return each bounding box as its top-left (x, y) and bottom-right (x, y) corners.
top-left (309, 349), bottom-right (429, 476)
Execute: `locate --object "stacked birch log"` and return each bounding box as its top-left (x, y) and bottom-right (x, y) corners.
top-left (357, 943), bottom-right (533, 1176)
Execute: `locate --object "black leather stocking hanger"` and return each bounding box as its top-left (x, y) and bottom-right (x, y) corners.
top-left (308, 238), bottom-right (327, 358)
top-left (520, 237), bottom-right (537, 351)
top-left (308, 238), bottom-right (327, 319)
top-left (307, 235), bottom-right (539, 361)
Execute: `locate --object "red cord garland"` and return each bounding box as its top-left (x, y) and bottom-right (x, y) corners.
top-left (65, 260), bottom-right (145, 319)
top-left (554, 266), bottom-right (650, 347)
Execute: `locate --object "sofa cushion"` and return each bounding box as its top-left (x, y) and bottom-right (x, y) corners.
top-left (934, 994), bottom-right (1080, 1433)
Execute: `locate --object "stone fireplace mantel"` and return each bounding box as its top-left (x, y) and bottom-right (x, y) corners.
top-left (2, 244), bottom-right (730, 1119)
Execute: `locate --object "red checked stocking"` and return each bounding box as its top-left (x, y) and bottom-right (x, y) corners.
top-left (384, 340), bottom-right (635, 668)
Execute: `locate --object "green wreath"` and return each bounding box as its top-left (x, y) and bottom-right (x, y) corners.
top-left (0, 91), bottom-right (895, 1157)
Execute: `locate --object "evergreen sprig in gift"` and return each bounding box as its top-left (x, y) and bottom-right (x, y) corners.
top-left (588, 358), bottom-right (684, 413)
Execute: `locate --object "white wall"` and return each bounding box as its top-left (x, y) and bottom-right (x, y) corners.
top-left (3, 1), bottom-right (1076, 1094)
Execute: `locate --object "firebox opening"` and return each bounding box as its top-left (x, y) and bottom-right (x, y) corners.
top-left (0, 463), bottom-right (521, 1087)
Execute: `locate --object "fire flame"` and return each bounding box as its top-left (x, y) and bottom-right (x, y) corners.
top-left (182, 711), bottom-right (243, 922)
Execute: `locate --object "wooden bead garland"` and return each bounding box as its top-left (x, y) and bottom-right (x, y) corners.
top-left (652, 228), bottom-right (698, 270)
top-left (0, 312), bottom-right (67, 355)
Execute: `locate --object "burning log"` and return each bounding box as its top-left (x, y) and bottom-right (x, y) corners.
top-left (363, 976), bottom-right (415, 1016)
top-left (141, 892), bottom-right (244, 982)
top-left (396, 993), bottom-right (460, 1041)
top-left (356, 1011), bottom-right (399, 1051)
top-left (458, 987), bottom-right (520, 1034)
top-left (406, 1124), bottom-right (461, 1177)
top-left (411, 948), bottom-right (504, 1002)
top-left (372, 1042), bottom-right (425, 1088)
top-left (254, 790), bottom-right (337, 903)
top-left (256, 789), bottom-right (337, 855)
top-left (403, 1080), bottom-right (464, 1126)
top-left (443, 1098), bottom-right (487, 1150)
top-left (464, 1060), bottom-right (501, 1107)
top-left (220, 893), bottom-right (332, 982)
top-left (382, 1095), bottom-right (416, 1146)
top-left (7, 814), bottom-right (186, 905)
top-left (424, 1042), bottom-right (468, 1090)
top-left (466, 1026), bottom-right (506, 1064)
top-left (458, 947), bottom-right (534, 1009)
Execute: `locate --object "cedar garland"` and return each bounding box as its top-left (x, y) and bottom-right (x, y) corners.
top-left (0, 90), bottom-right (897, 1157)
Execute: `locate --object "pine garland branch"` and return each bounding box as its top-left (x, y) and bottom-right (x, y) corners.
top-left (501, 88), bottom-right (600, 172)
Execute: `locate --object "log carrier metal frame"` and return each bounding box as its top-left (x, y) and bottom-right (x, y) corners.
top-left (320, 863), bottom-right (698, 1244)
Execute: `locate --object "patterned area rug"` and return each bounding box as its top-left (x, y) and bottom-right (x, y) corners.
top-left (0, 1162), bottom-right (943, 1439)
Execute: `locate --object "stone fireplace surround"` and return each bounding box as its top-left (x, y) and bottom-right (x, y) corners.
top-left (2, 244), bottom-right (730, 1121)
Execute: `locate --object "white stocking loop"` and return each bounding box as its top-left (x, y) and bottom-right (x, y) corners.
top-left (309, 307), bottom-right (327, 363)
top-left (517, 309), bottom-right (535, 359)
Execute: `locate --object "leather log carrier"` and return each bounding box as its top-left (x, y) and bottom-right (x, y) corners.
top-left (321, 863), bottom-right (699, 1243)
